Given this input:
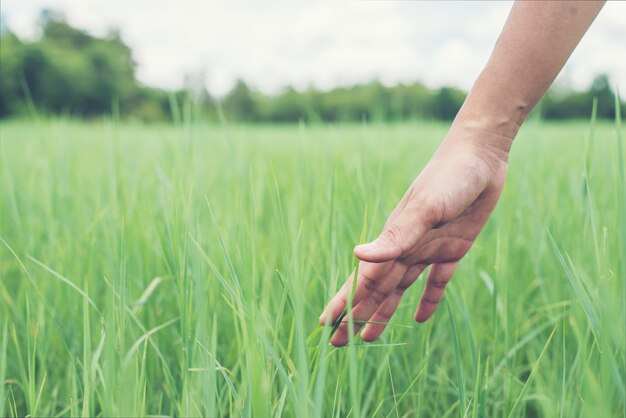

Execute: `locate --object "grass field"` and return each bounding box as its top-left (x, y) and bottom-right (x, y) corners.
top-left (0, 117), bottom-right (624, 417)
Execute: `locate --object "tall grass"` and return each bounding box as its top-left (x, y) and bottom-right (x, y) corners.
top-left (0, 117), bottom-right (624, 416)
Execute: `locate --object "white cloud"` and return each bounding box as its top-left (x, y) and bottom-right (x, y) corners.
top-left (565, 1), bottom-right (626, 93)
top-left (1, 0), bottom-right (624, 96)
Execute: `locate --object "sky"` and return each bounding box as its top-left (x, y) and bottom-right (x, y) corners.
top-left (2, 0), bottom-right (625, 97)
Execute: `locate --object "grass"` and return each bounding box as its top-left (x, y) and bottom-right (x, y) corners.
top-left (0, 117), bottom-right (624, 417)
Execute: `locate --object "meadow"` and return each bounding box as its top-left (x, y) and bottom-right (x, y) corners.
top-left (0, 117), bottom-right (624, 417)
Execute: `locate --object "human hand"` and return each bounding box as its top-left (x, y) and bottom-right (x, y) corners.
top-left (320, 121), bottom-right (511, 346)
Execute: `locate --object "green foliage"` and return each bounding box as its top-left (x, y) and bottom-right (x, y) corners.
top-left (428, 87), bottom-right (466, 120)
top-left (1, 15), bottom-right (135, 117)
top-left (0, 14), bottom-right (180, 121)
top-left (0, 16), bottom-right (624, 123)
top-left (542, 75), bottom-right (618, 120)
top-left (0, 32), bottom-right (27, 116)
top-left (0, 119), bottom-right (624, 417)
top-left (221, 79), bottom-right (257, 121)
top-left (223, 81), bottom-right (466, 124)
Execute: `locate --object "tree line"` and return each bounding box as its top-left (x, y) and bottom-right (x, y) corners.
top-left (0, 13), bottom-right (622, 123)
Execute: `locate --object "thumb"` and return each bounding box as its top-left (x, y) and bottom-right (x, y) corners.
top-left (354, 208), bottom-right (429, 263)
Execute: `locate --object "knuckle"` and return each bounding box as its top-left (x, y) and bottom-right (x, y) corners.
top-left (424, 204), bottom-right (445, 228)
top-left (377, 311), bottom-right (392, 322)
top-left (422, 296), bottom-right (439, 305)
top-left (395, 283), bottom-right (409, 295)
top-left (407, 191), bottom-right (444, 228)
top-left (361, 274), bottom-right (388, 304)
top-left (361, 275), bottom-right (377, 292)
top-left (382, 223), bottom-right (401, 243)
top-left (430, 279), bottom-right (449, 289)
top-left (380, 223), bottom-right (405, 253)
top-left (370, 288), bottom-right (388, 304)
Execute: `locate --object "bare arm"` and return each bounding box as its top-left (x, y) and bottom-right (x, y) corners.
top-left (320, 1), bottom-right (605, 346)
top-left (460, 0), bottom-right (606, 148)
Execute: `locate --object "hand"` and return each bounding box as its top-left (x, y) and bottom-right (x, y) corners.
top-left (319, 122), bottom-right (511, 346)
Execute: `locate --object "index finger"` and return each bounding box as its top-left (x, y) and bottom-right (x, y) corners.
top-left (319, 260), bottom-right (394, 325)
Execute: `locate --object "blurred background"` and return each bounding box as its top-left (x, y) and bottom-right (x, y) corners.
top-left (1, 0), bottom-right (625, 123)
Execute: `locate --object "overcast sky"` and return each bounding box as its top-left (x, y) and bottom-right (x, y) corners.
top-left (2, 1), bottom-right (625, 96)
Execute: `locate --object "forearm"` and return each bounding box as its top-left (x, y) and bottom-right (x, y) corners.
top-left (453, 0), bottom-right (605, 151)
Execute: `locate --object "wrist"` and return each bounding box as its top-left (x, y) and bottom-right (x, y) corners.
top-left (453, 65), bottom-right (534, 146)
top-left (448, 78), bottom-right (527, 157)
top-left (446, 109), bottom-right (516, 160)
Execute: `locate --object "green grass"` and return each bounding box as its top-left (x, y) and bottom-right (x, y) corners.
top-left (0, 118), bottom-right (624, 417)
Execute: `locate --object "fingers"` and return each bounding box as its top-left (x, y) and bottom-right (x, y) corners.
top-left (327, 304), bottom-right (365, 346)
top-left (360, 264), bottom-right (425, 342)
top-left (318, 275), bottom-right (351, 326)
top-left (318, 261), bottom-right (394, 326)
top-left (358, 290), bottom-right (403, 342)
top-left (354, 206), bottom-right (430, 263)
top-left (348, 261), bottom-right (406, 314)
top-left (329, 262), bottom-right (408, 346)
top-left (414, 261), bottom-right (458, 323)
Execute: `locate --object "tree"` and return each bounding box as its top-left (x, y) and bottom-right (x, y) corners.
top-left (0, 31), bottom-right (26, 116)
top-left (542, 74), bottom-right (617, 120)
top-left (222, 80), bottom-right (257, 121)
top-left (0, 11), bottom-right (138, 117)
top-left (0, 14), bottom-right (622, 122)
top-left (589, 74), bottom-right (615, 119)
top-left (428, 87), bottom-right (465, 120)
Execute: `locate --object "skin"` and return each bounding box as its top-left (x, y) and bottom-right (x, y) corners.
top-left (320, 0), bottom-right (606, 346)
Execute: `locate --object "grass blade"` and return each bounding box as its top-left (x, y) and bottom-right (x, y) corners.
top-left (507, 325), bottom-right (557, 418)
